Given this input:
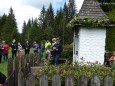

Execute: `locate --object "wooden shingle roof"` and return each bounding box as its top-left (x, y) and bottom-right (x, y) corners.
top-left (78, 0), bottom-right (107, 19)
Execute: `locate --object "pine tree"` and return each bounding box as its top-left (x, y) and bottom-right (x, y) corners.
top-left (38, 5), bottom-right (46, 29)
top-left (54, 7), bottom-right (64, 37)
top-left (21, 21), bottom-right (27, 42)
top-left (45, 3), bottom-right (54, 28)
top-left (30, 18), bottom-right (40, 42)
top-left (98, 0), bottom-right (115, 12)
top-left (1, 7), bottom-right (19, 43)
top-left (68, 0), bottom-right (76, 21)
top-left (105, 9), bottom-right (115, 51)
top-left (26, 19), bottom-right (32, 42)
top-left (63, 2), bottom-right (69, 23)
top-left (0, 14), bottom-right (7, 39)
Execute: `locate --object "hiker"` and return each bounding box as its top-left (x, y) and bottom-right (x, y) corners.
top-left (12, 39), bottom-right (18, 58)
top-left (45, 40), bottom-right (51, 60)
top-left (109, 52), bottom-right (115, 65)
top-left (23, 40), bottom-right (31, 55)
top-left (18, 42), bottom-right (23, 58)
top-left (40, 43), bottom-right (45, 60)
top-left (50, 38), bottom-right (57, 58)
top-left (2, 41), bottom-right (9, 61)
top-left (33, 41), bottom-right (40, 54)
top-left (52, 37), bottom-right (63, 65)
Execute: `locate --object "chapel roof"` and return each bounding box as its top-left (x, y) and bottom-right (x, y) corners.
top-left (78, 0), bottom-right (107, 19)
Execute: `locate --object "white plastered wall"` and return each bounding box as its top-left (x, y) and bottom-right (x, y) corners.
top-left (73, 27), bottom-right (106, 64)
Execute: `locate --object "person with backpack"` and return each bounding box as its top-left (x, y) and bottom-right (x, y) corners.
top-left (52, 37), bottom-right (63, 65)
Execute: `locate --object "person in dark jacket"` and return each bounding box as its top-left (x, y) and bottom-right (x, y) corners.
top-left (23, 40), bottom-right (31, 56)
top-left (0, 72), bottom-right (6, 85)
top-left (33, 41), bottom-right (40, 54)
top-left (52, 37), bottom-right (63, 65)
top-left (0, 40), bottom-right (3, 63)
top-left (11, 39), bottom-right (18, 58)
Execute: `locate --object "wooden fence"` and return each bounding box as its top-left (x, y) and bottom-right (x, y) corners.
top-left (5, 53), bottom-right (40, 86)
top-left (5, 54), bottom-right (114, 86)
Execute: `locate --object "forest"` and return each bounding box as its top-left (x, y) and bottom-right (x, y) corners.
top-left (0, 0), bottom-right (115, 51)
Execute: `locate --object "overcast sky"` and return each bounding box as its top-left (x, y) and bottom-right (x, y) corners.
top-left (0, 0), bottom-right (84, 33)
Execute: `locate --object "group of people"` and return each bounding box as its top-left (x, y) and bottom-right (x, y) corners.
top-left (0, 39), bottom-right (31, 63)
top-left (0, 37), bottom-right (63, 65)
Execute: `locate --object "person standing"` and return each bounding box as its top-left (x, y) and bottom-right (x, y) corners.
top-left (40, 43), bottom-right (45, 60)
top-left (50, 38), bottom-right (57, 58)
top-left (2, 41), bottom-right (9, 61)
top-left (52, 38), bottom-right (63, 65)
top-left (23, 40), bottom-right (31, 55)
top-left (0, 40), bottom-right (3, 63)
top-left (45, 40), bottom-right (51, 50)
top-left (33, 41), bottom-right (39, 54)
top-left (18, 42), bottom-right (23, 58)
top-left (12, 39), bottom-right (18, 58)
top-left (45, 40), bottom-right (51, 60)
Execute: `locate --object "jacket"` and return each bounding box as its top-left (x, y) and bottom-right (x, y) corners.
top-left (3, 44), bottom-right (9, 54)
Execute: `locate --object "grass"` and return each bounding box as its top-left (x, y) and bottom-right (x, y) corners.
top-left (0, 48), bottom-right (12, 76)
top-left (0, 48), bottom-right (45, 77)
top-left (0, 61), bottom-right (8, 76)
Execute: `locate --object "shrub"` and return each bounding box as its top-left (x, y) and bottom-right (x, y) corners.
top-left (61, 44), bottom-right (73, 62)
top-left (35, 63), bottom-right (115, 85)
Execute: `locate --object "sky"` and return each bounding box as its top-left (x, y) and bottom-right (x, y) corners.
top-left (0, 0), bottom-right (84, 33)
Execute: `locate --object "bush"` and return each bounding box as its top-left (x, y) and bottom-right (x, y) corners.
top-left (61, 44), bottom-right (73, 62)
top-left (35, 63), bottom-right (115, 85)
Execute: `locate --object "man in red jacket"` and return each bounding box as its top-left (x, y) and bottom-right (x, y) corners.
top-left (2, 41), bottom-right (9, 61)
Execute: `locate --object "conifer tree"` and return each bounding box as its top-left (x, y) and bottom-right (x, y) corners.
top-left (0, 14), bottom-right (7, 39)
top-left (68, 0), bottom-right (76, 21)
top-left (30, 18), bottom-right (41, 42)
top-left (21, 21), bottom-right (27, 42)
top-left (38, 5), bottom-right (46, 29)
top-left (45, 3), bottom-right (54, 28)
top-left (1, 7), bottom-right (18, 43)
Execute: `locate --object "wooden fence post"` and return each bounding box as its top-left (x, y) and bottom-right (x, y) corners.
top-left (25, 63), bottom-right (31, 75)
top-left (21, 56), bottom-right (25, 73)
top-left (91, 75), bottom-right (100, 86)
top-left (26, 73), bottom-right (35, 86)
top-left (18, 70), bottom-right (24, 86)
top-left (25, 54), bottom-right (30, 64)
top-left (65, 75), bottom-right (74, 86)
top-left (104, 75), bottom-right (113, 86)
top-left (30, 54), bottom-right (34, 67)
top-left (78, 75), bottom-right (88, 86)
top-left (14, 57), bottom-right (19, 86)
top-left (52, 75), bottom-right (61, 86)
top-left (39, 75), bottom-right (48, 86)
top-left (7, 58), bottom-right (14, 86)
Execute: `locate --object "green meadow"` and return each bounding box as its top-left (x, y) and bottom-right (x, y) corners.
top-left (0, 48), bottom-right (43, 76)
